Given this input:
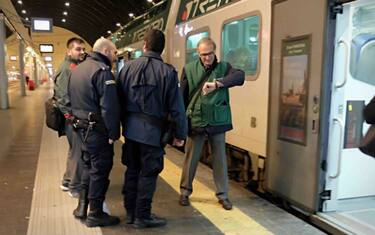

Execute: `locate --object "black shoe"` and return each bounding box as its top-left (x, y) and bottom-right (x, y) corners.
top-left (73, 189), bottom-right (88, 219)
top-left (133, 214), bottom-right (167, 228)
top-left (218, 199), bottom-right (233, 210)
top-left (85, 199), bottom-right (120, 227)
top-left (179, 195), bottom-right (189, 206)
top-left (125, 212), bottom-right (134, 224)
top-left (86, 212), bottom-right (120, 227)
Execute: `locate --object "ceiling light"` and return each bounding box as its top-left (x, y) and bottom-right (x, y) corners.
top-left (25, 17), bottom-right (29, 21)
top-left (107, 30), bottom-right (111, 34)
top-left (63, 11), bottom-right (68, 15)
top-left (17, 0), bottom-right (22, 4)
top-left (128, 13), bottom-right (134, 18)
top-left (62, 19), bottom-right (66, 22)
top-left (65, 2), bottom-right (70, 7)
top-left (116, 23), bottom-right (121, 27)
top-left (21, 9), bottom-right (26, 14)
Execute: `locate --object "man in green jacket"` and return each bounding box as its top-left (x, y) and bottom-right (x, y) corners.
top-left (179, 37), bottom-right (245, 210)
top-left (54, 37), bottom-right (85, 197)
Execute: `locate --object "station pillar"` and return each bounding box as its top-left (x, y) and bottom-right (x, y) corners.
top-left (0, 13), bottom-right (9, 109)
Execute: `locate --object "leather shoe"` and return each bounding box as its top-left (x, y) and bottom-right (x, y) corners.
top-left (218, 199), bottom-right (233, 210)
top-left (125, 212), bottom-right (134, 224)
top-left (133, 214), bottom-right (167, 228)
top-left (179, 195), bottom-right (189, 206)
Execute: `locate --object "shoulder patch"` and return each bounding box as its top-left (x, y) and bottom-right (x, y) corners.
top-left (105, 80), bottom-right (116, 85)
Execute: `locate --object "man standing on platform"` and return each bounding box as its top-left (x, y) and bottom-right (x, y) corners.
top-left (54, 37), bottom-right (85, 197)
top-left (179, 37), bottom-right (245, 210)
top-left (117, 29), bottom-right (187, 228)
top-left (69, 37), bottom-right (120, 227)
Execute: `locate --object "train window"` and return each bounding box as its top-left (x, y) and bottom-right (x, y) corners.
top-left (186, 31), bottom-right (209, 63)
top-left (350, 4), bottom-right (375, 86)
top-left (222, 15), bottom-right (260, 77)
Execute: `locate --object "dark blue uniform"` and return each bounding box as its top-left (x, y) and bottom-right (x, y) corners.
top-left (117, 51), bottom-right (187, 219)
top-left (69, 52), bottom-right (120, 202)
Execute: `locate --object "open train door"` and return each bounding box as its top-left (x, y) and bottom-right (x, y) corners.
top-left (318, 0), bottom-right (375, 234)
top-left (266, 0), bottom-right (328, 212)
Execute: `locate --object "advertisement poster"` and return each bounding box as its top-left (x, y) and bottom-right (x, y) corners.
top-left (278, 36), bottom-right (311, 145)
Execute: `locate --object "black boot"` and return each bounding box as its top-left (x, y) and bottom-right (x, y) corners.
top-left (133, 214), bottom-right (167, 228)
top-left (85, 200), bottom-right (120, 227)
top-left (73, 188), bottom-right (88, 219)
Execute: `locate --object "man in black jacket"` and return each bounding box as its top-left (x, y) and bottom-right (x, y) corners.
top-left (117, 29), bottom-right (187, 228)
top-left (69, 37), bottom-right (120, 227)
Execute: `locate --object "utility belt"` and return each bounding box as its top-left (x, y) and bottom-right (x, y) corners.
top-left (71, 111), bottom-right (107, 141)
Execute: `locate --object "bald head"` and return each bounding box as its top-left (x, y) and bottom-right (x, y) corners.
top-left (93, 37), bottom-right (118, 63)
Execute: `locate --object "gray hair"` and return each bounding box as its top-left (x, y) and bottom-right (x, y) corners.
top-left (93, 37), bottom-right (116, 52)
top-left (197, 37), bottom-right (216, 50)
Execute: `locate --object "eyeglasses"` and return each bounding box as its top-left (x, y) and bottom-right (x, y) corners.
top-left (199, 51), bottom-right (215, 58)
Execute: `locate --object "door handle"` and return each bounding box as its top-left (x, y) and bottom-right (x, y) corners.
top-left (334, 38), bottom-right (349, 89)
top-left (329, 118), bottom-right (344, 178)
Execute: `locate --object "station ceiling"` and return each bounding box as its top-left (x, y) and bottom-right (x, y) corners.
top-left (10, 0), bottom-right (162, 45)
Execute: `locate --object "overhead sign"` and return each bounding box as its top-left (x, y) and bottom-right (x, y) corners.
top-left (39, 44), bottom-right (54, 53)
top-left (176, 0), bottom-right (239, 25)
top-left (31, 18), bottom-right (53, 33)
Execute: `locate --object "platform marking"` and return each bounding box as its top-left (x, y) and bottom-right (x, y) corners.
top-left (160, 156), bottom-right (273, 235)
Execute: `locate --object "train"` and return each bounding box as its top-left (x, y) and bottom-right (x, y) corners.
top-left (110, 0), bottom-right (375, 234)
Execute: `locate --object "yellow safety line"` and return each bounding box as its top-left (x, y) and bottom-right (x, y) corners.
top-left (160, 157), bottom-right (274, 235)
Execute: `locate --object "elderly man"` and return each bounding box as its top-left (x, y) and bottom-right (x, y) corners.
top-left (54, 37), bottom-right (85, 197)
top-left (69, 37), bottom-right (120, 227)
top-left (179, 37), bottom-right (245, 210)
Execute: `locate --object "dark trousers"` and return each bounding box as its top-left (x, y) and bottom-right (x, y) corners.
top-left (121, 139), bottom-right (164, 219)
top-left (79, 130), bottom-right (114, 201)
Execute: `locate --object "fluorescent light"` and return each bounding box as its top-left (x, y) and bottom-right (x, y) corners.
top-left (17, 0), bottom-right (22, 4)
top-left (63, 11), bottom-right (68, 16)
top-left (62, 19), bottom-right (66, 22)
top-left (116, 23), bottom-right (121, 27)
top-left (128, 13), bottom-right (134, 18)
top-left (25, 17), bottom-right (29, 21)
top-left (21, 9), bottom-right (26, 14)
top-left (65, 2), bottom-right (70, 7)
top-left (107, 30), bottom-right (111, 34)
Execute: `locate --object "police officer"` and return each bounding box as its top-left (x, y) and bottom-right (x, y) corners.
top-left (54, 37), bottom-right (85, 197)
top-left (179, 37), bottom-right (245, 210)
top-left (117, 29), bottom-right (187, 228)
top-left (69, 37), bottom-right (120, 227)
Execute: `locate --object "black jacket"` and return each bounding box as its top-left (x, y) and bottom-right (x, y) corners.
top-left (69, 52), bottom-right (120, 140)
top-left (117, 51), bottom-right (187, 147)
top-left (364, 96), bottom-right (375, 124)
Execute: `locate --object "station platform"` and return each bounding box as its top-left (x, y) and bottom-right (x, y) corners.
top-left (0, 83), bottom-right (326, 235)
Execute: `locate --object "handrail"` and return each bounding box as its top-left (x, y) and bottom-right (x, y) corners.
top-left (329, 118), bottom-right (344, 178)
top-left (335, 38), bottom-right (349, 88)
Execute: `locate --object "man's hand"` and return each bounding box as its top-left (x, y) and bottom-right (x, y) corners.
top-left (172, 138), bottom-right (185, 147)
top-left (202, 82), bottom-right (216, 95)
top-left (109, 139), bottom-right (114, 144)
top-left (202, 80), bottom-right (223, 95)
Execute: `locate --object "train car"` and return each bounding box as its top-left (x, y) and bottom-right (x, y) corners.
top-left (113, 0), bottom-right (375, 234)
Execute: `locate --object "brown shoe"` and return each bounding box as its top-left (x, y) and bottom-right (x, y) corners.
top-left (179, 195), bottom-right (189, 206)
top-left (218, 199), bottom-right (233, 210)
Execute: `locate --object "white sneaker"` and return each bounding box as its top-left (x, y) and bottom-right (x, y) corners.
top-left (60, 183), bottom-right (69, 191)
top-left (68, 191), bottom-right (79, 198)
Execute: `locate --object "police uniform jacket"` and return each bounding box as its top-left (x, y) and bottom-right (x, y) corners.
top-left (364, 96), bottom-right (375, 124)
top-left (69, 52), bottom-right (120, 141)
top-left (117, 51), bottom-right (187, 147)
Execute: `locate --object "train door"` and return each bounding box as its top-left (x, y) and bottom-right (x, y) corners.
top-left (320, 0), bottom-right (375, 233)
top-left (266, 0), bottom-right (327, 211)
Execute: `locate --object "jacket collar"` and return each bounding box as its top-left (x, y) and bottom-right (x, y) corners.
top-left (65, 55), bottom-right (80, 65)
top-left (89, 52), bottom-right (112, 68)
top-left (141, 51), bottom-right (163, 61)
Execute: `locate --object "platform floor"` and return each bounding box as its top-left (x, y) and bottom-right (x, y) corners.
top-left (0, 83), bottom-right (326, 235)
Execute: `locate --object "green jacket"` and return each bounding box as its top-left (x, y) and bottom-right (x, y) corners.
top-left (185, 60), bottom-right (231, 128)
top-left (53, 56), bottom-right (79, 115)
